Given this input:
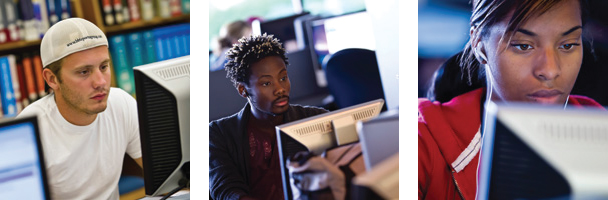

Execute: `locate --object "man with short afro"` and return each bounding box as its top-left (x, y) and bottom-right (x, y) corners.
top-left (209, 34), bottom-right (327, 200)
top-left (224, 33), bottom-right (289, 87)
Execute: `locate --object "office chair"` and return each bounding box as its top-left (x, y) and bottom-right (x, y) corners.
top-left (322, 48), bottom-right (386, 111)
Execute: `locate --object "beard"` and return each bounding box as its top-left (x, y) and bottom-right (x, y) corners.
top-left (59, 83), bottom-right (109, 115)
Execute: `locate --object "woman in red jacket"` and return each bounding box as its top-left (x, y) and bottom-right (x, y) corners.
top-left (418, 0), bottom-right (602, 199)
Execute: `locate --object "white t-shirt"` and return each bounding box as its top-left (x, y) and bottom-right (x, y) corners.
top-left (18, 87), bottom-right (142, 200)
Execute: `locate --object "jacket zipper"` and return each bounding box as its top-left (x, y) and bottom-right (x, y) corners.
top-left (452, 169), bottom-right (466, 200)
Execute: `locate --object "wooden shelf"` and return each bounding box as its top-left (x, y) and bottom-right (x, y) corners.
top-left (0, 40), bottom-right (42, 55)
top-left (104, 14), bottom-right (190, 35)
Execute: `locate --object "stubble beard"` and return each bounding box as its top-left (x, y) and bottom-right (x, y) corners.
top-left (59, 83), bottom-right (108, 115)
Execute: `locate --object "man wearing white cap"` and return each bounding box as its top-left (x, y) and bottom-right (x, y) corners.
top-left (17, 18), bottom-right (141, 200)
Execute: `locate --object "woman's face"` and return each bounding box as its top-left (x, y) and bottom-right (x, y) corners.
top-left (481, 0), bottom-right (582, 104)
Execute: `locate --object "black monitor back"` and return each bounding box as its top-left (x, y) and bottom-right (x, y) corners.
top-left (482, 119), bottom-right (571, 199)
top-left (259, 13), bottom-right (310, 43)
top-left (133, 59), bottom-right (190, 196)
top-left (134, 70), bottom-right (183, 195)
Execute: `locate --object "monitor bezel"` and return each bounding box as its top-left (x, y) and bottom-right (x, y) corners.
top-left (276, 98), bottom-right (384, 200)
top-left (0, 115), bottom-right (50, 200)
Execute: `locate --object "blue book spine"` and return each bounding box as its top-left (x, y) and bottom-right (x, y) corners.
top-left (57, 0), bottom-right (71, 20)
top-left (152, 27), bottom-right (171, 61)
top-left (175, 23), bottom-right (189, 57)
top-left (45, 0), bottom-right (57, 25)
top-left (183, 24), bottom-right (189, 55)
top-left (109, 35), bottom-right (135, 95)
top-left (0, 56), bottom-right (17, 117)
top-left (18, 0), bottom-right (35, 20)
top-left (180, 24), bottom-right (189, 55)
top-left (172, 35), bottom-right (180, 58)
top-left (127, 32), bottom-right (144, 67)
top-left (142, 31), bottom-right (156, 64)
top-left (54, 0), bottom-right (62, 20)
top-left (181, 35), bottom-right (188, 56)
top-left (142, 30), bottom-right (156, 64)
top-left (32, 0), bottom-right (49, 39)
top-left (155, 36), bottom-right (165, 61)
top-left (19, 0), bottom-right (38, 41)
top-left (152, 23), bottom-right (189, 60)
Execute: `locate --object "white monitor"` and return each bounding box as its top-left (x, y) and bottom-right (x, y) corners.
top-left (133, 55), bottom-right (190, 197)
top-left (479, 102), bottom-right (608, 199)
top-left (357, 109), bottom-right (398, 171)
top-left (276, 99), bottom-right (384, 200)
top-left (0, 116), bottom-right (49, 200)
top-left (306, 10), bottom-right (376, 87)
top-left (309, 11), bottom-right (375, 62)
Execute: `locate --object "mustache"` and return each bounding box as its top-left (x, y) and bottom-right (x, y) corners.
top-left (91, 87), bottom-right (109, 94)
top-left (273, 95), bottom-right (289, 103)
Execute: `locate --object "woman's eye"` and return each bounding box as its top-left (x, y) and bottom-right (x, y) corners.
top-left (101, 65), bottom-right (108, 70)
top-left (560, 43), bottom-right (580, 50)
top-left (280, 76), bottom-right (287, 81)
top-left (262, 82), bottom-right (270, 86)
top-left (512, 44), bottom-right (533, 51)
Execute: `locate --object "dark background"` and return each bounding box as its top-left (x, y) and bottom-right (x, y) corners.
top-left (419, 0), bottom-right (608, 106)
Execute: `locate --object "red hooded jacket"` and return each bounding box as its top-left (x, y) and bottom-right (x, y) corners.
top-left (418, 88), bottom-right (603, 200)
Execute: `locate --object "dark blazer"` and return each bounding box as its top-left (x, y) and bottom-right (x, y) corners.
top-left (209, 103), bottom-right (327, 200)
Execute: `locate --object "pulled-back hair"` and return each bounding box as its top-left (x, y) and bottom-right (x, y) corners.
top-left (224, 34), bottom-right (289, 87)
top-left (428, 0), bottom-right (590, 102)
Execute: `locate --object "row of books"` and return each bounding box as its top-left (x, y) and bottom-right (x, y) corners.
top-left (0, 53), bottom-right (48, 118)
top-left (0, 0), bottom-right (73, 44)
top-left (100, 0), bottom-right (190, 26)
top-left (109, 22), bottom-right (189, 95)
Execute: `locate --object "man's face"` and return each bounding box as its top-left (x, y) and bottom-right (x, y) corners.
top-left (56, 46), bottom-right (112, 115)
top-left (242, 56), bottom-right (291, 116)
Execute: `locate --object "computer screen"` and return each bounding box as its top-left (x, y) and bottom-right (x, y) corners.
top-left (479, 102), bottom-right (608, 200)
top-left (276, 99), bottom-right (384, 200)
top-left (253, 13), bottom-right (310, 52)
top-left (307, 11), bottom-right (375, 71)
top-left (133, 55), bottom-right (190, 196)
top-left (0, 116), bottom-right (49, 200)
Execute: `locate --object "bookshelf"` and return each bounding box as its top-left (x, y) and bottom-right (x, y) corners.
top-left (0, 40), bottom-right (42, 55)
top-left (0, 0), bottom-right (190, 56)
top-left (76, 0), bottom-right (190, 34)
top-left (104, 14), bottom-right (190, 34)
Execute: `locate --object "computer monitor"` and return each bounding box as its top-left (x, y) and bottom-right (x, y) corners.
top-left (304, 11), bottom-right (375, 86)
top-left (253, 13), bottom-right (310, 51)
top-left (133, 55), bottom-right (190, 196)
top-left (479, 102), bottom-right (608, 200)
top-left (0, 116), bottom-right (50, 200)
top-left (357, 109), bottom-right (398, 171)
top-left (276, 99), bottom-right (384, 200)
top-left (282, 49), bottom-right (329, 106)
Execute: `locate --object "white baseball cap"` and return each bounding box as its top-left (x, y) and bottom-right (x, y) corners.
top-left (40, 18), bottom-right (108, 68)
